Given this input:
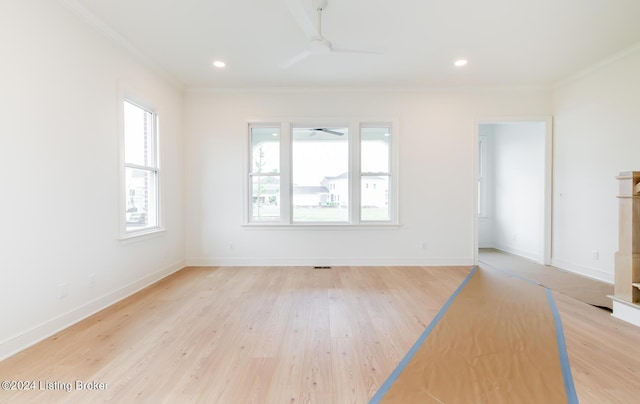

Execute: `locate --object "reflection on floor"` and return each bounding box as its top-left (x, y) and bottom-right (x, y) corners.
top-left (479, 248), bottom-right (613, 310)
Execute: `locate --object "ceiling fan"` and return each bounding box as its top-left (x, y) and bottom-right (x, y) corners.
top-left (309, 128), bottom-right (344, 136)
top-left (282, 0), bottom-right (380, 68)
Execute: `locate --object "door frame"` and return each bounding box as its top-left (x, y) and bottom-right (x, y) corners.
top-left (472, 116), bottom-right (553, 265)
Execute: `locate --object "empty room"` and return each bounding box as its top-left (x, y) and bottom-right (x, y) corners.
top-left (1, 0), bottom-right (640, 402)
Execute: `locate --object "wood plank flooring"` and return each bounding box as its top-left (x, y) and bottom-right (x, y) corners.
top-left (0, 265), bottom-right (639, 403)
top-left (479, 248), bottom-right (614, 309)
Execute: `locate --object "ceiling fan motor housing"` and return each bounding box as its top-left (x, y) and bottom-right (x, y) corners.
top-left (310, 38), bottom-right (331, 54)
top-left (313, 0), bottom-right (328, 11)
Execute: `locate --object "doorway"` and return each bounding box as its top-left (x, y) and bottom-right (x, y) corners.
top-left (474, 118), bottom-right (552, 265)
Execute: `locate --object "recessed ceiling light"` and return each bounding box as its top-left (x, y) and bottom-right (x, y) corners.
top-left (272, 133), bottom-right (279, 137)
top-left (213, 60), bottom-right (226, 68)
top-left (454, 59), bottom-right (468, 67)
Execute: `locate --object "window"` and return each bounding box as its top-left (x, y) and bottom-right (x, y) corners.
top-left (293, 126), bottom-right (349, 222)
top-left (361, 126), bottom-right (392, 221)
top-left (250, 126), bottom-right (280, 222)
top-left (247, 121), bottom-right (397, 225)
top-left (123, 99), bottom-right (160, 233)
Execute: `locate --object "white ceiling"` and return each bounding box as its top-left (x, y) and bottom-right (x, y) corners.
top-left (70, 0), bottom-right (640, 89)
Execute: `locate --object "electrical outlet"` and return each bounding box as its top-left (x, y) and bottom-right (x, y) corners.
top-left (592, 250), bottom-right (599, 260)
top-left (420, 241), bottom-right (427, 250)
top-left (89, 274), bottom-right (96, 288)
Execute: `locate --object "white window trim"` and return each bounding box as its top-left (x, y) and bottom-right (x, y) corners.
top-left (244, 119), bottom-right (400, 227)
top-left (359, 122), bottom-right (397, 224)
top-left (118, 89), bottom-right (165, 240)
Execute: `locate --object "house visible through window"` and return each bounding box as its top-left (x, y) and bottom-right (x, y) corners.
top-left (247, 121), bottom-right (396, 225)
top-left (293, 126), bottom-right (349, 222)
top-left (124, 99), bottom-right (159, 233)
top-left (361, 126), bottom-right (391, 221)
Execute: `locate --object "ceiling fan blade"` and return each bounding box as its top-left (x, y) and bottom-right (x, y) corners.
top-left (280, 49), bottom-right (312, 68)
top-left (313, 128), bottom-right (345, 136)
top-left (331, 46), bottom-right (384, 55)
top-left (284, 0), bottom-right (319, 39)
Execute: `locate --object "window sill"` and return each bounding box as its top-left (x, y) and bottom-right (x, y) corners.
top-left (242, 223), bottom-right (401, 231)
top-left (118, 227), bottom-right (166, 244)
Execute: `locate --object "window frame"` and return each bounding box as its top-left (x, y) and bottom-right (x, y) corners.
top-left (244, 119), bottom-right (399, 227)
top-left (360, 124), bottom-right (394, 223)
top-left (291, 123), bottom-right (351, 224)
top-left (119, 92), bottom-right (163, 239)
top-left (248, 123), bottom-right (283, 223)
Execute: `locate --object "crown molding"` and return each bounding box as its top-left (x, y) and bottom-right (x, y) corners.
top-left (185, 84), bottom-right (552, 95)
top-left (553, 41), bottom-right (640, 89)
top-left (58, 0), bottom-right (185, 91)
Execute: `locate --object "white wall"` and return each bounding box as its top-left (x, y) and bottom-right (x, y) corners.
top-left (0, 1), bottom-right (185, 359)
top-left (185, 89), bottom-right (551, 266)
top-left (491, 123), bottom-right (545, 260)
top-left (552, 46), bottom-right (640, 283)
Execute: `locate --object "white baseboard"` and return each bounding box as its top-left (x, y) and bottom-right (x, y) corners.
top-left (186, 256), bottom-right (474, 267)
top-left (493, 243), bottom-right (540, 262)
top-left (611, 299), bottom-right (640, 328)
top-left (0, 260), bottom-right (185, 361)
top-left (550, 258), bottom-right (614, 284)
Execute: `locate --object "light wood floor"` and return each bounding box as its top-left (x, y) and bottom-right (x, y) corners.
top-left (0, 265), bottom-right (639, 403)
top-left (479, 248), bottom-right (614, 309)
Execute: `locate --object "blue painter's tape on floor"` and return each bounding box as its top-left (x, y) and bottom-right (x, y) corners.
top-left (545, 288), bottom-right (579, 404)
